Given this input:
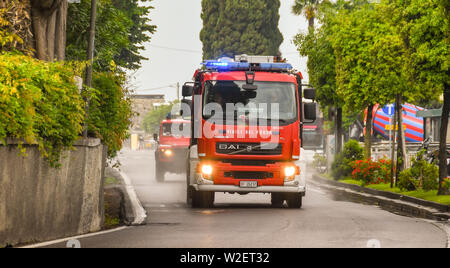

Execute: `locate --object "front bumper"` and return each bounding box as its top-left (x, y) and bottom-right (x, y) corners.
top-left (193, 174), bottom-right (306, 194)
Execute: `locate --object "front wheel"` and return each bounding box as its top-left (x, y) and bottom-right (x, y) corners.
top-left (192, 191), bottom-right (215, 208)
top-left (271, 193), bottom-right (284, 208)
top-left (286, 193), bottom-right (302, 209)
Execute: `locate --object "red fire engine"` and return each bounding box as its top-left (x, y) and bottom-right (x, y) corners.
top-left (181, 55), bottom-right (316, 208)
top-left (154, 118), bottom-right (191, 182)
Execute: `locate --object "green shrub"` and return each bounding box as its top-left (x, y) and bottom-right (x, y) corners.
top-left (312, 153), bottom-right (327, 172)
top-left (398, 150), bottom-right (439, 191)
top-left (331, 139), bottom-right (364, 180)
top-left (0, 52), bottom-right (85, 165)
top-left (398, 169), bottom-right (416, 191)
top-left (88, 72), bottom-right (134, 158)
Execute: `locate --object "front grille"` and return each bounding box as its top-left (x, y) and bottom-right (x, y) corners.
top-left (221, 159), bottom-right (276, 166)
top-left (216, 143), bottom-right (282, 155)
top-left (224, 171), bottom-right (273, 180)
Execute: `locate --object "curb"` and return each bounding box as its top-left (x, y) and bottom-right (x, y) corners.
top-left (311, 174), bottom-right (450, 222)
top-left (119, 171), bottom-right (148, 226)
top-left (105, 167), bottom-right (147, 226)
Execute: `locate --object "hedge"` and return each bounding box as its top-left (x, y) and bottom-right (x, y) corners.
top-left (0, 52), bottom-right (85, 165)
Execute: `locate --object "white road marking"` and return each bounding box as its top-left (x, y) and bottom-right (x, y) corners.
top-left (20, 226), bottom-right (129, 248)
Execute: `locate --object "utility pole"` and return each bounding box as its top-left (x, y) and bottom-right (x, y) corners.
top-left (83, 0), bottom-right (97, 138)
top-left (177, 82), bottom-right (180, 101)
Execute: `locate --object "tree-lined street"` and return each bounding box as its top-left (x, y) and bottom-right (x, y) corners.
top-left (1, 0), bottom-right (449, 250)
top-left (41, 150), bottom-right (448, 248)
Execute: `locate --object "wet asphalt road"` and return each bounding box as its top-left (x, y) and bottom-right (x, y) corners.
top-left (44, 149), bottom-right (448, 248)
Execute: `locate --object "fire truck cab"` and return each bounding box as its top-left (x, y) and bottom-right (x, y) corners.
top-left (182, 55), bottom-right (317, 208)
top-left (154, 119), bottom-right (191, 182)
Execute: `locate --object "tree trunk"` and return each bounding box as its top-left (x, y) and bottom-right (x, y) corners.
top-left (54, 0), bottom-right (67, 61)
top-left (365, 104), bottom-right (374, 159)
top-left (438, 86), bottom-right (450, 195)
top-left (308, 17), bottom-right (314, 33)
top-left (336, 107), bottom-right (343, 154)
top-left (31, 0), bottom-right (67, 61)
top-left (395, 95), bottom-right (407, 186)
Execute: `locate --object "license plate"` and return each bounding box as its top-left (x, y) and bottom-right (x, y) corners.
top-left (240, 181), bottom-right (258, 188)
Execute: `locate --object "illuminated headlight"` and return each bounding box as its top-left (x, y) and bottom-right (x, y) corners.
top-left (201, 165), bottom-right (213, 176)
top-left (284, 166), bottom-right (296, 178)
top-left (164, 149), bottom-right (173, 157)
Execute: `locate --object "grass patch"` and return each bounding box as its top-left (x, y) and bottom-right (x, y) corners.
top-left (334, 177), bottom-right (450, 206)
top-left (339, 179), bottom-right (363, 186)
top-left (392, 189), bottom-right (450, 205)
top-left (103, 202), bottom-right (122, 230)
top-left (104, 215), bottom-right (120, 229)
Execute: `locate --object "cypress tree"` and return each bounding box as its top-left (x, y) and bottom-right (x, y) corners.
top-left (200, 0), bottom-right (283, 59)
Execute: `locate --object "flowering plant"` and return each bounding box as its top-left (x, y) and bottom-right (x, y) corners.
top-left (351, 159), bottom-right (392, 186)
top-left (441, 178), bottom-right (450, 192)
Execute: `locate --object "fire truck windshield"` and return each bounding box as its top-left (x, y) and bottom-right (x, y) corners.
top-left (202, 80), bottom-right (298, 125)
top-left (162, 122), bottom-right (190, 137)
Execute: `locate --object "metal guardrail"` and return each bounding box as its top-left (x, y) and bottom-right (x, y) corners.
top-left (368, 141), bottom-right (441, 168)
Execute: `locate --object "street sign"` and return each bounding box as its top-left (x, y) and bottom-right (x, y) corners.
top-left (383, 104), bottom-right (395, 116)
top-left (68, 0), bottom-right (81, 3)
top-left (385, 124), bottom-right (406, 131)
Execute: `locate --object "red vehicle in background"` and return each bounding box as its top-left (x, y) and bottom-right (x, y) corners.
top-left (154, 119), bottom-right (191, 182)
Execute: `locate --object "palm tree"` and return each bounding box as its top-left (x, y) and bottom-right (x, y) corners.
top-left (291, 0), bottom-right (321, 31)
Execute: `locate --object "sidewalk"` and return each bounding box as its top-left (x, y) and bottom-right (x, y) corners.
top-left (311, 174), bottom-right (450, 222)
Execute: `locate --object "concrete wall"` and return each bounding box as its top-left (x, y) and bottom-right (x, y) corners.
top-left (0, 138), bottom-right (106, 246)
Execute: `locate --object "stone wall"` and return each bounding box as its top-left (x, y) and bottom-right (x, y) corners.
top-left (0, 138), bottom-right (106, 246)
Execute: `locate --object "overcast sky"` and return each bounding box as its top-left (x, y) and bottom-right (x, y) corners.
top-left (131, 0), bottom-right (309, 101)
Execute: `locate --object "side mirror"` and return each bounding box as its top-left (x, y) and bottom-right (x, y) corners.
top-left (180, 99), bottom-right (192, 117)
top-left (182, 84), bottom-right (194, 97)
top-left (303, 88), bottom-right (316, 100)
top-left (153, 133), bottom-right (158, 141)
top-left (304, 102), bottom-right (317, 121)
top-left (181, 98), bottom-right (192, 107)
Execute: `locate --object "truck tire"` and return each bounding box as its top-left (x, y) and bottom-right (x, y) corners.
top-left (155, 160), bottom-right (165, 183)
top-left (192, 191), bottom-right (215, 208)
top-left (186, 159), bottom-right (194, 207)
top-left (286, 193), bottom-right (302, 209)
top-left (271, 193), bottom-right (284, 208)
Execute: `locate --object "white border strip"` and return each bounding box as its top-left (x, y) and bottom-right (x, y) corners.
top-left (20, 226), bottom-right (129, 248)
top-left (120, 171), bottom-right (147, 225)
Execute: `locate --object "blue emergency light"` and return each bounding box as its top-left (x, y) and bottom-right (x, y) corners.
top-left (203, 60), bottom-right (250, 71)
top-left (202, 59), bottom-right (293, 72)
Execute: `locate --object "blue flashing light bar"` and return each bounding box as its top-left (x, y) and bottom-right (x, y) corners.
top-left (260, 63), bottom-right (293, 71)
top-left (204, 60), bottom-right (250, 71)
top-left (202, 60), bottom-right (293, 72)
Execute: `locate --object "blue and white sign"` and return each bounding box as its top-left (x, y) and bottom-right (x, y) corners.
top-left (382, 104), bottom-right (395, 116)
